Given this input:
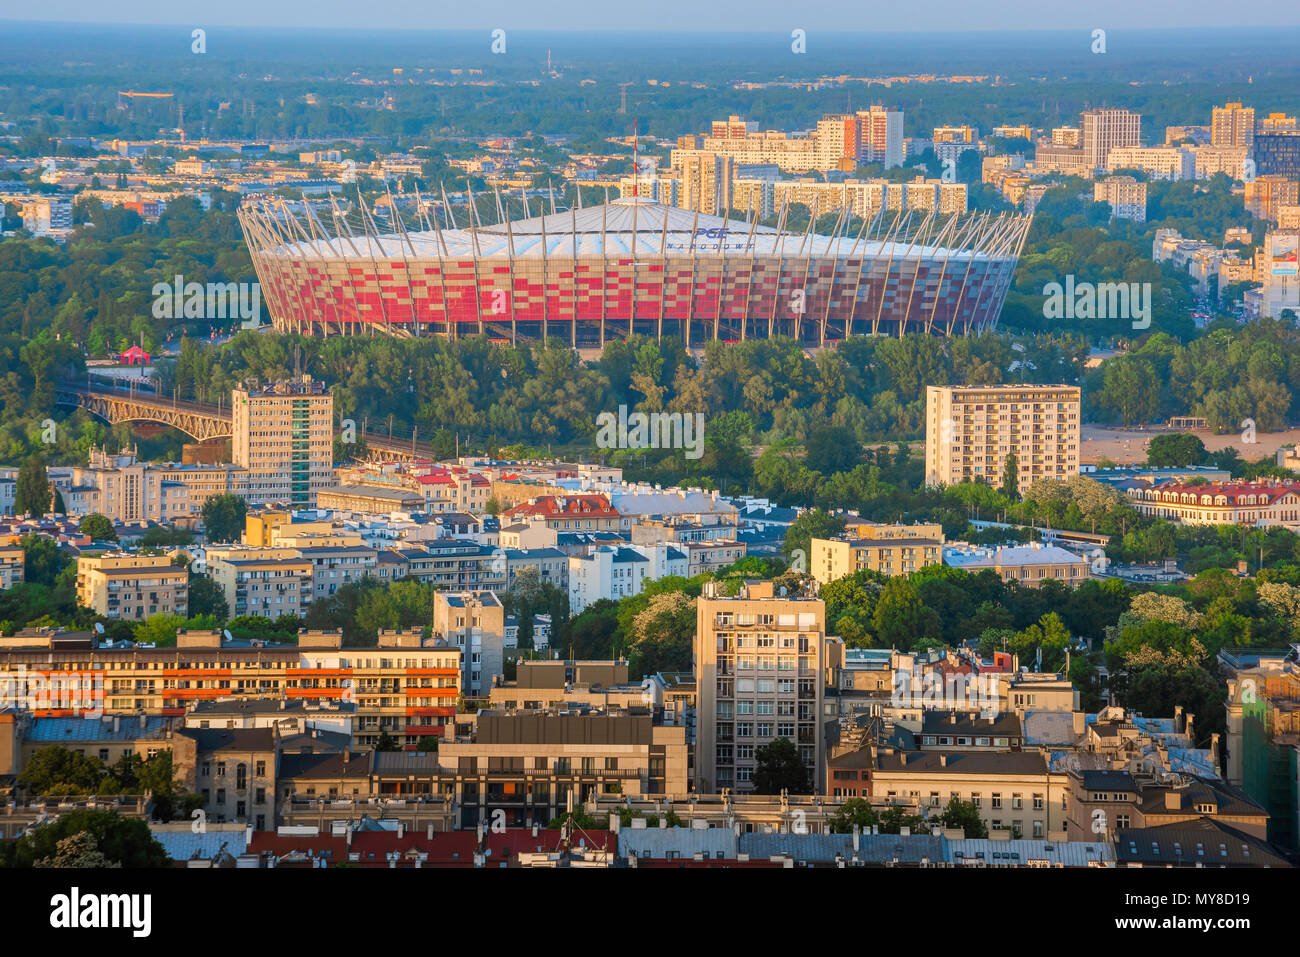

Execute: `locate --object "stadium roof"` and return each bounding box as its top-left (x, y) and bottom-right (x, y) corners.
top-left (249, 195), bottom-right (1024, 262)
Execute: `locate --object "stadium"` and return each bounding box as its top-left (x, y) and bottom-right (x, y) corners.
top-left (239, 194), bottom-right (1032, 347)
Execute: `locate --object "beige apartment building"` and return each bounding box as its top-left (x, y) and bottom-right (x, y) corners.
top-left (1212, 101), bottom-right (1255, 148)
top-left (1094, 175), bottom-right (1147, 222)
top-left (76, 553), bottom-right (188, 620)
top-left (675, 149), bottom-right (734, 215)
top-left (810, 522), bottom-right (945, 586)
top-left (231, 376), bottom-right (334, 508)
top-left (925, 384), bottom-right (1082, 488)
top-left (0, 545), bottom-right (23, 588)
top-left (872, 748), bottom-right (1070, 839)
top-left (695, 580), bottom-right (828, 794)
top-left (207, 553), bottom-right (314, 619)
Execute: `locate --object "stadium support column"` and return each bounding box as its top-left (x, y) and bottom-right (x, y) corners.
top-left (820, 207), bottom-right (848, 347)
top-left (769, 198), bottom-right (789, 340)
top-left (571, 204), bottom-right (579, 349)
top-left (599, 199), bottom-right (608, 350)
top-left (740, 202), bottom-right (759, 342)
top-left (844, 210), bottom-right (876, 340)
top-left (657, 211), bottom-right (669, 341)
top-left (921, 213), bottom-right (970, 335)
top-left (685, 207), bottom-right (700, 350)
top-left (899, 209), bottom-right (937, 337)
top-left (540, 205), bottom-right (550, 344)
top-left (872, 210), bottom-right (909, 337)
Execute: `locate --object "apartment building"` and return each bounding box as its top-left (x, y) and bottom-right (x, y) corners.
top-left (76, 553), bottom-right (188, 620)
top-left (568, 546), bottom-right (649, 614)
top-left (231, 376), bottom-right (334, 507)
top-left (500, 495), bottom-right (621, 532)
top-left (1245, 176), bottom-right (1300, 223)
top-left (1212, 101), bottom-right (1255, 149)
top-left (432, 591), bottom-right (505, 696)
top-left (1064, 769), bottom-right (1268, 844)
top-left (207, 553), bottom-right (314, 619)
top-left (872, 748), bottom-right (1070, 839)
top-left (675, 149), bottom-right (734, 215)
top-left (924, 384), bottom-right (1082, 487)
top-left (1191, 144), bottom-right (1250, 180)
top-left (1125, 480), bottom-right (1300, 528)
top-left (1105, 146), bottom-right (1194, 181)
top-left (0, 627), bottom-right (460, 752)
top-left (943, 543), bottom-right (1092, 588)
top-left (47, 446), bottom-right (192, 525)
top-left (1224, 654), bottom-right (1300, 850)
top-left (0, 545), bottom-right (23, 588)
top-left (438, 706), bottom-right (689, 828)
top-left (810, 522), bottom-right (945, 586)
top-left (695, 580), bottom-right (827, 794)
top-left (1094, 175), bottom-right (1148, 222)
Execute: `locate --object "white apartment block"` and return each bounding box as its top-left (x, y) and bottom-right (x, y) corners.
top-left (925, 384), bottom-right (1082, 488)
top-left (1094, 176), bottom-right (1147, 223)
top-left (1105, 146), bottom-right (1195, 181)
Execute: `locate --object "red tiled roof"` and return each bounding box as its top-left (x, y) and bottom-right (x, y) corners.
top-left (485, 828), bottom-right (617, 860)
top-left (348, 830), bottom-right (478, 866)
top-left (502, 495), bottom-right (618, 519)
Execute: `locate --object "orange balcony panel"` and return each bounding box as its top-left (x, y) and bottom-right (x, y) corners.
top-left (161, 707), bottom-right (186, 717)
top-left (285, 688), bottom-right (346, 698)
top-left (403, 725), bottom-right (446, 736)
top-left (405, 706), bottom-right (456, 718)
top-left (402, 687), bottom-right (457, 696)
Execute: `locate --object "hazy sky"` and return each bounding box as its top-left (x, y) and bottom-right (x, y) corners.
top-left (6, 0), bottom-right (1300, 32)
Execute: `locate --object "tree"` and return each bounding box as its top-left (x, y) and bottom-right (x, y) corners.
top-left (375, 732), bottom-right (402, 752)
top-left (8, 810), bottom-right (169, 868)
top-left (938, 796), bottom-right (988, 838)
top-left (873, 577), bottom-right (942, 651)
top-left (78, 513), bottom-right (117, 542)
top-left (1001, 452), bottom-right (1019, 500)
top-left (201, 494), bottom-right (247, 543)
top-left (188, 573), bottom-right (229, 621)
top-left (415, 736), bottom-right (440, 752)
top-left (1146, 433), bottom-right (1207, 468)
top-left (752, 737), bottom-right (811, 795)
top-left (14, 453), bottom-right (50, 516)
top-left (34, 831), bottom-right (121, 868)
top-left (828, 797), bottom-right (878, 833)
top-left (18, 745), bottom-right (107, 796)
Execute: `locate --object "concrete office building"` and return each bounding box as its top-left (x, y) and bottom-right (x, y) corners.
top-left (924, 384), bottom-right (1082, 487)
top-left (1080, 108), bottom-right (1141, 172)
top-left (432, 591), bottom-right (505, 696)
top-left (695, 580), bottom-right (828, 794)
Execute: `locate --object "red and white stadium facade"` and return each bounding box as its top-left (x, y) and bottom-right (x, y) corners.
top-left (238, 194), bottom-right (1032, 347)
